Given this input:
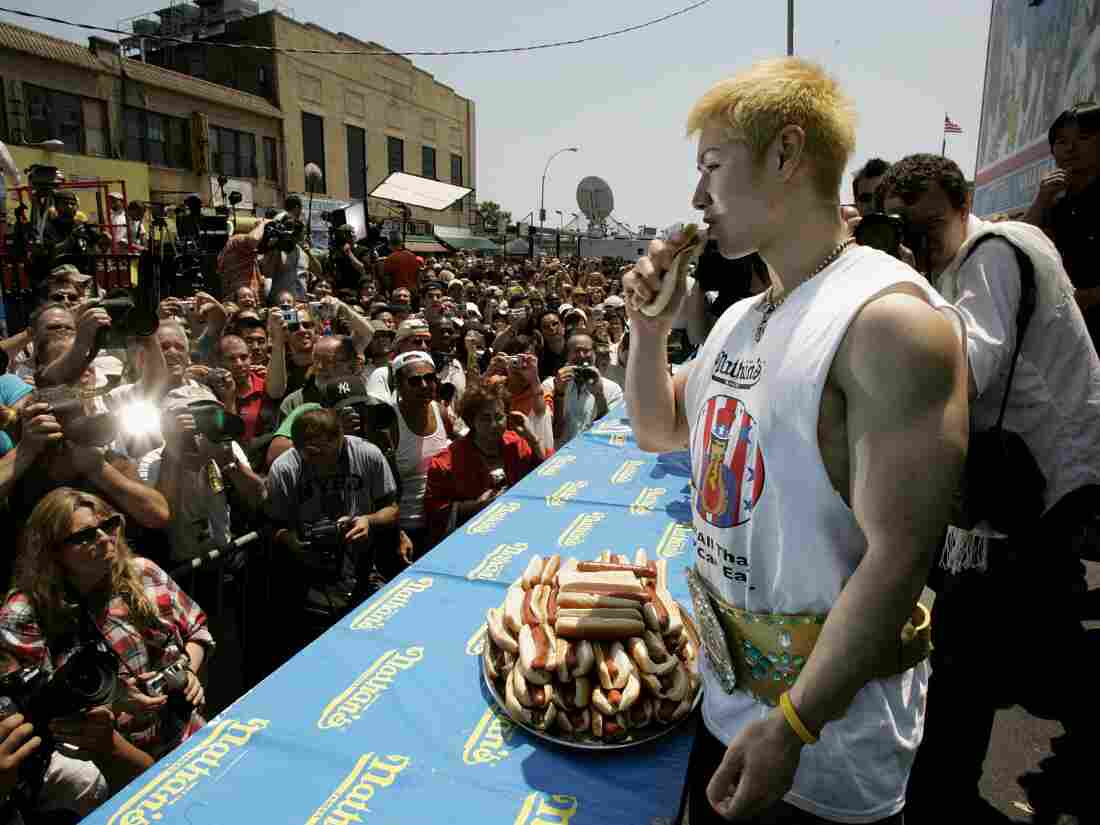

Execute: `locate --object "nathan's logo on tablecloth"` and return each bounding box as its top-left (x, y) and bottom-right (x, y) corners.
top-left (557, 512), bottom-right (606, 548)
top-left (465, 623), bottom-right (488, 656)
top-left (462, 706), bottom-right (516, 766)
top-left (629, 487), bottom-right (666, 516)
top-left (106, 718), bottom-right (269, 825)
top-left (304, 752), bottom-right (411, 824)
top-left (536, 454), bottom-right (576, 477)
top-left (466, 501), bottom-right (521, 535)
top-left (513, 792), bottom-right (579, 825)
top-left (318, 648), bottom-right (424, 730)
top-left (546, 480), bottom-right (588, 508)
top-left (348, 577), bottom-right (433, 631)
top-left (656, 521), bottom-right (693, 559)
top-left (466, 542), bottom-right (527, 581)
top-left (611, 459), bottom-right (645, 484)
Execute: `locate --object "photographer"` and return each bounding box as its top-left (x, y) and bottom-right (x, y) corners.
top-left (542, 333), bottom-right (622, 449)
top-left (215, 335), bottom-right (278, 443)
top-left (328, 224), bottom-right (366, 292)
top-left (868, 154), bottom-right (1100, 819)
top-left (40, 190), bottom-right (79, 249)
top-left (0, 488), bottom-right (214, 808)
top-left (259, 214), bottom-right (317, 306)
top-left (145, 393), bottom-right (265, 564)
top-left (264, 408), bottom-right (398, 631)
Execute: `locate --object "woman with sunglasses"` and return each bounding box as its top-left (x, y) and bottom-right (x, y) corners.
top-left (0, 488), bottom-right (214, 804)
top-left (424, 381), bottom-right (543, 549)
top-left (393, 351), bottom-right (455, 560)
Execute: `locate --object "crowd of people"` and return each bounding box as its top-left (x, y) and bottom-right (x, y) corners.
top-left (0, 57), bottom-right (1097, 825)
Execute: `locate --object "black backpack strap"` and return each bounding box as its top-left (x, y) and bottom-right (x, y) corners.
top-left (962, 233), bottom-right (1037, 431)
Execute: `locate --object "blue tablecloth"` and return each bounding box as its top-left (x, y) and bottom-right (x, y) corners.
top-left (85, 404), bottom-right (700, 825)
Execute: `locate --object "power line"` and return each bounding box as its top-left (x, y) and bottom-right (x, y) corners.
top-left (0, 1), bottom-right (711, 57)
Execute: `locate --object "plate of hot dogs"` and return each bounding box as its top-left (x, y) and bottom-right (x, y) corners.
top-left (481, 550), bottom-right (701, 750)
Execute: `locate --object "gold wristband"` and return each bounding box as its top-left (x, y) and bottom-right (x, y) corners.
top-left (779, 692), bottom-right (818, 745)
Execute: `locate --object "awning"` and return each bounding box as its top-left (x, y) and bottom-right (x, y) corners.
top-left (403, 234), bottom-right (449, 254)
top-left (437, 234), bottom-right (500, 252)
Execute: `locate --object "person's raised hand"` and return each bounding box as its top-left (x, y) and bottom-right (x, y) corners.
top-left (0, 713), bottom-right (41, 798)
top-left (20, 402), bottom-right (63, 453)
top-left (621, 229), bottom-right (694, 329)
top-left (1035, 169), bottom-right (1069, 209)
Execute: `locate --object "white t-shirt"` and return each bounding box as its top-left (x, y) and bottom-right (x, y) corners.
top-left (540, 373), bottom-right (623, 449)
top-left (139, 441), bottom-right (250, 562)
top-left (683, 247), bottom-right (947, 822)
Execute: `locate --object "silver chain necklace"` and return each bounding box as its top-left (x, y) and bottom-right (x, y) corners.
top-left (754, 237), bottom-right (855, 342)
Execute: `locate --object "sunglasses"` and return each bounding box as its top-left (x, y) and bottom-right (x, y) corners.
top-left (405, 373), bottom-right (438, 387)
top-left (290, 321), bottom-right (316, 331)
top-left (49, 292), bottom-right (80, 304)
top-left (62, 514), bottom-right (124, 546)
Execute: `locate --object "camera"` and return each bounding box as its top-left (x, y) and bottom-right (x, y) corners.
top-left (574, 365), bottom-right (600, 385)
top-left (299, 518), bottom-right (347, 578)
top-left (95, 290), bottom-right (160, 352)
top-left (853, 212), bottom-right (906, 258)
top-left (0, 640), bottom-right (119, 799)
top-left (142, 657), bottom-right (190, 697)
top-left (34, 384), bottom-right (119, 447)
top-left (141, 654), bottom-right (194, 745)
top-left (260, 218), bottom-right (304, 254)
top-left (188, 400), bottom-right (244, 444)
top-left (282, 304), bottom-right (301, 330)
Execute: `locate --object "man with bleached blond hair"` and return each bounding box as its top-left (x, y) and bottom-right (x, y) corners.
top-left (623, 57), bottom-right (969, 824)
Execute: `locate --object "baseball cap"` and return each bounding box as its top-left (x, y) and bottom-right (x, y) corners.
top-left (319, 375), bottom-right (372, 409)
top-left (108, 191), bottom-right (124, 202)
top-left (394, 317), bottom-right (431, 344)
top-left (49, 263), bottom-right (92, 284)
top-left (603, 294), bottom-right (625, 309)
top-left (563, 306), bottom-right (588, 324)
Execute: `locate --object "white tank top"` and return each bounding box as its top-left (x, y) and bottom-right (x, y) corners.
top-left (684, 247), bottom-right (955, 822)
top-left (396, 401), bottom-right (450, 529)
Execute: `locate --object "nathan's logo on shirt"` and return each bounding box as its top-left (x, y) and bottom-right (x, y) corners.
top-left (547, 480), bottom-right (588, 507)
top-left (466, 623), bottom-right (489, 655)
top-left (656, 521), bottom-right (693, 559)
top-left (611, 459), bottom-right (645, 484)
top-left (348, 577), bottom-right (433, 631)
top-left (106, 718), bottom-right (269, 825)
top-left (513, 792), bottom-right (579, 825)
top-left (693, 395), bottom-right (766, 529)
top-left (466, 501), bottom-right (521, 534)
top-left (558, 512), bottom-right (606, 547)
top-left (711, 352), bottom-right (765, 389)
top-left (537, 454), bottom-right (576, 477)
top-left (317, 648), bottom-right (424, 730)
top-left (629, 486), bottom-right (666, 516)
top-left (467, 542), bottom-right (527, 580)
top-left (462, 706), bottom-right (516, 766)
top-left (304, 752), bottom-right (411, 824)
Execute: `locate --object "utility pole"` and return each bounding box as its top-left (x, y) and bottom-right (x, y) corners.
top-left (787, 0), bottom-right (794, 56)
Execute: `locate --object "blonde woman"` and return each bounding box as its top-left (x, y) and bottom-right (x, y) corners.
top-left (0, 488), bottom-right (214, 793)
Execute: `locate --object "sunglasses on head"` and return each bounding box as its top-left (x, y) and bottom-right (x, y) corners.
top-left (62, 513), bottom-right (124, 546)
top-left (405, 373), bottom-right (438, 387)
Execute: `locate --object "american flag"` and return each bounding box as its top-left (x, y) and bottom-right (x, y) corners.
top-left (944, 115), bottom-right (963, 134)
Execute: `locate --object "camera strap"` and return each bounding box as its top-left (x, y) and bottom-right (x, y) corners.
top-left (76, 601), bottom-right (146, 684)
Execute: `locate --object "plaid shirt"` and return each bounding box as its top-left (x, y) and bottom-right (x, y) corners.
top-left (0, 558), bottom-right (215, 755)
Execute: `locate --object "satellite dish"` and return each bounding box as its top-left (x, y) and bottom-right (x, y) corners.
top-left (576, 176), bottom-right (614, 223)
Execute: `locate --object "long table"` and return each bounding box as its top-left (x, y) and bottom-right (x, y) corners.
top-left (85, 403), bottom-right (699, 825)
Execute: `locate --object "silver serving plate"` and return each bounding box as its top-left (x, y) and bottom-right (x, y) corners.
top-left (482, 606), bottom-right (702, 751)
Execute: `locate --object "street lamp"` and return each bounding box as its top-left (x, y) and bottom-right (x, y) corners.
top-left (539, 146), bottom-right (578, 239)
top-left (555, 209), bottom-right (564, 230)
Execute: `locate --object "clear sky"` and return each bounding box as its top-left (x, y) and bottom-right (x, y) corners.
top-left (10, 0), bottom-right (992, 230)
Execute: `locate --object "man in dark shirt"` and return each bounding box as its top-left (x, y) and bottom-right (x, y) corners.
top-left (1026, 102), bottom-right (1100, 349)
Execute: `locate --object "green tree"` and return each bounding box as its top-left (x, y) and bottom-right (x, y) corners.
top-left (476, 201), bottom-right (512, 236)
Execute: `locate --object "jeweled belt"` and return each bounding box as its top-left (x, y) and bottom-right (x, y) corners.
top-left (686, 567), bottom-right (931, 707)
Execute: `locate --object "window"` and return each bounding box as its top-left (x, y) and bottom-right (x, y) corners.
top-left (302, 112), bottom-right (326, 193)
top-left (451, 154), bottom-right (463, 212)
top-left (210, 125), bottom-right (257, 178)
top-left (346, 125), bottom-right (366, 200)
top-left (387, 136), bottom-right (404, 175)
top-left (422, 145), bottom-right (436, 179)
top-left (263, 136), bottom-right (278, 182)
top-left (122, 108), bottom-right (190, 169)
top-left (25, 84), bottom-right (108, 156)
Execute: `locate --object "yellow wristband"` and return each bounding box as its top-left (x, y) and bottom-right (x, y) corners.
top-left (779, 692), bottom-right (818, 745)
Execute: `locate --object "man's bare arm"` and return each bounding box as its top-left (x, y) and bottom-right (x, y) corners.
top-left (789, 293), bottom-right (968, 734)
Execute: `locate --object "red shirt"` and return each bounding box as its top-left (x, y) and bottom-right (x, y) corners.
top-left (383, 249), bottom-right (421, 293)
top-left (236, 371), bottom-right (273, 443)
top-left (424, 431), bottom-right (539, 547)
